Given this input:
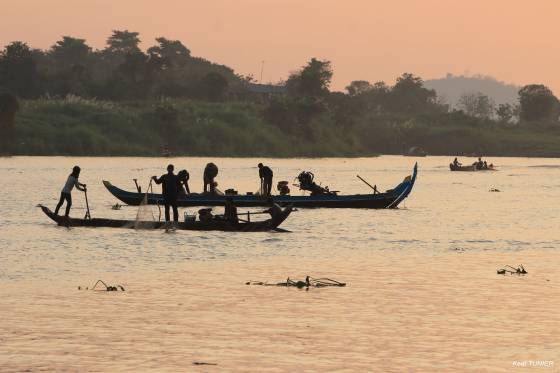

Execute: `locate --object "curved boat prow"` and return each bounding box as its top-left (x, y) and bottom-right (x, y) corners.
top-left (270, 206), bottom-right (293, 230)
top-left (38, 204), bottom-right (67, 226)
top-left (104, 180), bottom-right (145, 206)
top-left (386, 163), bottom-right (418, 209)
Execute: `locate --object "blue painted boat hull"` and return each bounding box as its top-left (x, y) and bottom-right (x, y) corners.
top-left (103, 164), bottom-right (418, 209)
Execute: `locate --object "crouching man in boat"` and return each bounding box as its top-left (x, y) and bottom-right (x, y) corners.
top-left (152, 164), bottom-right (181, 223)
top-left (453, 158), bottom-right (462, 167)
top-left (258, 163), bottom-right (273, 196)
top-left (203, 162), bottom-right (219, 194)
top-left (54, 166), bottom-right (86, 216)
top-left (178, 169), bottom-right (190, 194)
top-left (224, 197), bottom-right (239, 224)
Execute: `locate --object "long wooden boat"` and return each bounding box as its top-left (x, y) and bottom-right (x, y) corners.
top-left (39, 205), bottom-right (292, 232)
top-left (103, 164), bottom-right (417, 209)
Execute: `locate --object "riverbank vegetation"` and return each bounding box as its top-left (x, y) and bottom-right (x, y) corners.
top-left (1, 31), bottom-right (560, 157)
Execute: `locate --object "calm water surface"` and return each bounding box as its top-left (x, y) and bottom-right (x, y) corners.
top-left (1, 156), bottom-right (559, 372)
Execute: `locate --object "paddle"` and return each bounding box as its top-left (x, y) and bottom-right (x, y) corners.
top-left (83, 188), bottom-right (91, 220)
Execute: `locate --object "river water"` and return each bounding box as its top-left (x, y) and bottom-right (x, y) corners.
top-left (1, 156), bottom-right (559, 372)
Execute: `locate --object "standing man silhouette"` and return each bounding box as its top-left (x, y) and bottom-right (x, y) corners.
top-left (152, 164), bottom-right (181, 222)
top-left (258, 163), bottom-right (273, 196)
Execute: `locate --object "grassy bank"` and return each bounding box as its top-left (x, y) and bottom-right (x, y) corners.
top-left (11, 99), bottom-right (560, 157)
top-left (14, 99), bottom-right (365, 157)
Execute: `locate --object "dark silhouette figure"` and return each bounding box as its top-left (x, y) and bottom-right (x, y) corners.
top-left (203, 162), bottom-right (219, 193)
top-left (475, 157), bottom-right (484, 170)
top-left (258, 163), bottom-right (273, 196)
top-left (0, 92), bottom-right (19, 155)
top-left (152, 164), bottom-right (181, 222)
top-left (177, 169), bottom-right (190, 194)
top-left (54, 166), bottom-right (86, 216)
top-left (224, 197), bottom-right (238, 224)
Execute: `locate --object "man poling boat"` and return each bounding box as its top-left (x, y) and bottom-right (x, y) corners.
top-left (54, 166), bottom-right (87, 217)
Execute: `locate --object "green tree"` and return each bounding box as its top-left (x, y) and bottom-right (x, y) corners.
top-left (328, 91), bottom-right (355, 128)
top-left (345, 80), bottom-right (390, 115)
top-left (199, 72), bottom-right (228, 101)
top-left (107, 51), bottom-right (159, 99)
top-left (388, 73), bottom-right (436, 114)
top-left (0, 42), bottom-right (37, 97)
top-left (153, 104), bottom-right (180, 151)
top-left (518, 84), bottom-right (559, 122)
top-left (147, 37), bottom-right (190, 69)
top-left (457, 92), bottom-right (495, 119)
top-left (366, 81), bottom-right (391, 114)
top-left (105, 30), bottom-right (141, 56)
top-left (48, 36), bottom-right (93, 96)
top-left (286, 58), bottom-right (332, 98)
top-left (495, 103), bottom-right (516, 124)
top-left (346, 80), bottom-right (373, 97)
top-left (50, 36), bottom-right (91, 68)
top-left (263, 97), bottom-right (297, 130)
top-left (0, 91), bottom-right (19, 154)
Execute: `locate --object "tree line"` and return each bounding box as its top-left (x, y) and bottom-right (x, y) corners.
top-left (1, 31), bottom-right (560, 155)
top-left (0, 30), bottom-right (241, 101)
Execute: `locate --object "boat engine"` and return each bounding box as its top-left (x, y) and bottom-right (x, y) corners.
top-left (277, 181), bottom-right (290, 195)
top-left (296, 171), bottom-right (337, 196)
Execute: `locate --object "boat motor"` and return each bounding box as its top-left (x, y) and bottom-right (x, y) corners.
top-left (296, 171), bottom-right (337, 196)
top-left (277, 181), bottom-right (290, 195)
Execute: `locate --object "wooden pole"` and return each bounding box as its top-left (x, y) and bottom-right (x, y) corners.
top-left (356, 175), bottom-right (377, 193)
top-left (84, 189), bottom-right (91, 219)
top-left (133, 179), bottom-right (141, 193)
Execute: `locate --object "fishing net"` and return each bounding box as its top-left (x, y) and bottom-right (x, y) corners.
top-left (134, 180), bottom-right (157, 229)
top-left (254, 184), bottom-right (264, 196)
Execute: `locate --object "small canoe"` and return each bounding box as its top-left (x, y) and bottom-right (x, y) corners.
top-left (103, 164), bottom-right (418, 209)
top-left (38, 205), bottom-right (292, 232)
top-left (450, 164), bottom-right (477, 171)
top-left (450, 164), bottom-right (497, 172)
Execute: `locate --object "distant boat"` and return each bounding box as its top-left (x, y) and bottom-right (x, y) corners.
top-left (449, 164), bottom-right (477, 171)
top-left (103, 164), bottom-right (418, 209)
top-left (404, 146), bottom-right (427, 157)
top-left (449, 163), bottom-right (497, 172)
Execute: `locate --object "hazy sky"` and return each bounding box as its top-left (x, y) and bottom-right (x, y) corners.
top-left (2, 0), bottom-right (559, 93)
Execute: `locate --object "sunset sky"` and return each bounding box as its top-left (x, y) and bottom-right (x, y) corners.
top-left (2, 0), bottom-right (559, 93)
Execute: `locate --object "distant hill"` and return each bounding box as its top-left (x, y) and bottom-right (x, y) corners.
top-left (425, 73), bottom-right (520, 108)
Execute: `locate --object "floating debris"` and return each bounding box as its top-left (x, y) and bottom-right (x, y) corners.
top-left (246, 276), bottom-right (346, 289)
top-left (497, 265), bottom-right (527, 275)
top-left (78, 279), bottom-right (125, 291)
top-left (193, 362), bottom-right (218, 366)
top-left (112, 203), bottom-right (122, 210)
top-left (489, 188), bottom-right (501, 192)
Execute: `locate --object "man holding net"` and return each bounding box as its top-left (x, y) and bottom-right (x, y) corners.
top-left (152, 164), bottom-right (181, 223)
